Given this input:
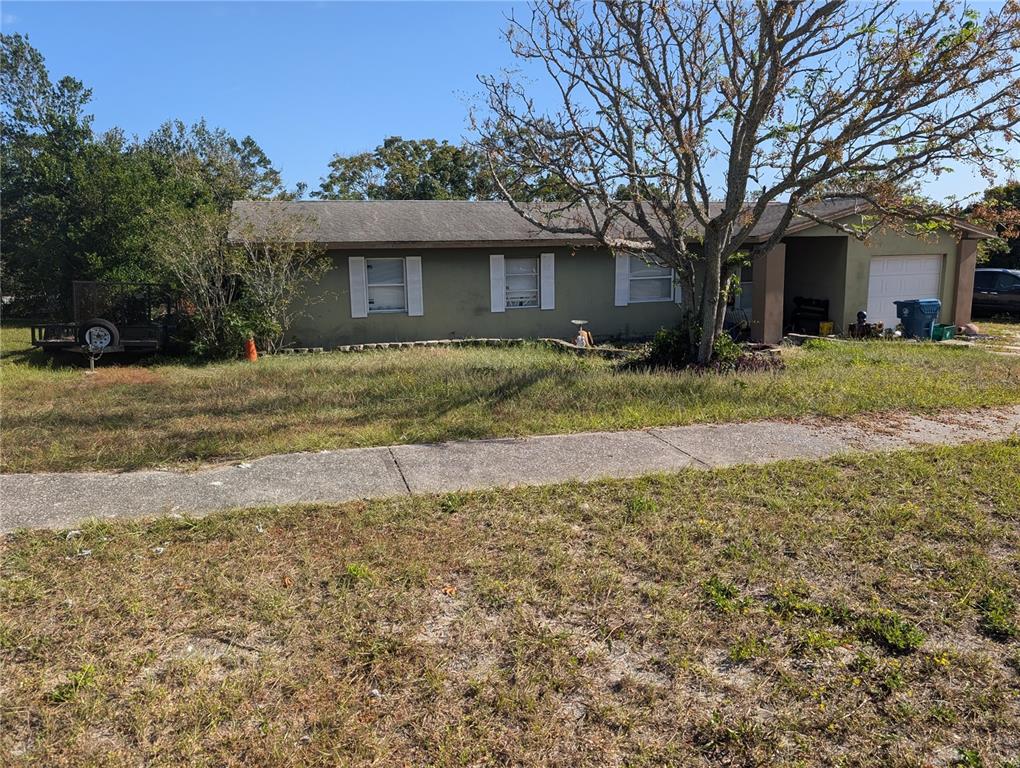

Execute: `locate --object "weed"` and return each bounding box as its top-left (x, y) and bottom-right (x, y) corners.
top-left (769, 582), bottom-right (827, 619)
top-left (339, 563), bottom-right (373, 587)
top-left (792, 628), bottom-right (841, 656)
top-left (702, 576), bottom-right (745, 613)
top-left (852, 609), bottom-right (925, 654)
top-left (48, 663), bottom-right (97, 703)
top-left (3, 323), bottom-right (1019, 472)
top-left (878, 659), bottom-right (907, 694)
top-left (928, 704), bottom-right (957, 725)
top-left (728, 637), bottom-right (768, 664)
top-left (3, 442), bottom-right (1019, 766)
top-left (976, 590), bottom-right (1018, 641)
top-left (439, 494), bottom-right (467, 514)
top-left (623, 494), bottom-right (657, 524)
top-left (955, 749), bottom-right (984, 767)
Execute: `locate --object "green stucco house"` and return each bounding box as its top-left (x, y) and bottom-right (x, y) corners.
top-left (228, 200), bottom-right (991, 348)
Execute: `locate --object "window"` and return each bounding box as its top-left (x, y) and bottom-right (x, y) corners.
top-left (366, 258), bottom-right (406, 313)
top-left (505, 257), bottom-right (540, 309)
top-left (974, 272), bottom-right (997, 291)
top-left (727, 265), bottom-right (753, 312)
top-left (629, 256), bottom-right (673, 302)
top-left (995, 272), bottom-right (1020, 292)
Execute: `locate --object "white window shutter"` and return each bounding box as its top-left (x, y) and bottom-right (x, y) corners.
top-left (490, 254), bottom-right (505, 313)
top-left (348, 256), bottom-right (367, 318)
top-left (674, 272), bottom-right (682, 305)
top-left (614, 253), bottom-right (630, 306)
top-left (540, 252), bottom-right (555, 310)
top-left (406, 256), bottom-right (424, 316)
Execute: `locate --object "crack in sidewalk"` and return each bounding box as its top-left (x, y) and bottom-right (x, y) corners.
top-left (646, 429), bottom-right (713, 469)
top-left (388, 447), bottom-right (412, 494)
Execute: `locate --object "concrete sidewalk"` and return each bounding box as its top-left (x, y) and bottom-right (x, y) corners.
top-left (3, 406), bottom-right (1019, 533)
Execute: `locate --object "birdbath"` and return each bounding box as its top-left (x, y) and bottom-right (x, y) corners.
top-left (571, 319), bottom-right (591, 347)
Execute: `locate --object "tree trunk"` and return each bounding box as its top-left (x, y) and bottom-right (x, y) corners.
top-left (678, 264), bottom-right (699, 357)
top-left (713, 263), bottom-right (739, 344)
top-left (696, 233), bottom-right (723, 364)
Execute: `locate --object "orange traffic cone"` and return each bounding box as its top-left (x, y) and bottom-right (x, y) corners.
top-left (244, 336), bottom-right (258, 362)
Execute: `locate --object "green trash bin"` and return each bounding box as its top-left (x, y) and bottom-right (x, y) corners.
top-left (931, 323), bottom-right (956, 341)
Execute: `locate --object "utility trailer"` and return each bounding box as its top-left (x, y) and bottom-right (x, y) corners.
top-left (31, 281), bottom-right (183, 356)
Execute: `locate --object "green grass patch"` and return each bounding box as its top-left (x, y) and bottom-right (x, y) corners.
top-left (701, 575), bottom-right (746, 613)
top-left (977, 590), bottom-right (1019, 641)
top-left (851, 608), bottom-right (926, 655)
top-left (3, 320), bottom-right (1020, 473)
top-left (3, 442), bottom-right (1019, 765)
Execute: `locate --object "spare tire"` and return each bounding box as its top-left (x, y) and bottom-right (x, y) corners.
top-left (79, 318), bottom-right (120, 351)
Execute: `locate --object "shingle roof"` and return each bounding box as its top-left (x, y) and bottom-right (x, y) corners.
top-left (228, 199), bottom-right (992, 248)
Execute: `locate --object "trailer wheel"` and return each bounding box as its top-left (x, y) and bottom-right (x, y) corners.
top-left (79, 319), bottom-right (120, 351)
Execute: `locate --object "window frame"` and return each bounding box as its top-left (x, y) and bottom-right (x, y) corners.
top-left (627, 255), bottom-right (675, 304)
top-left (504, 256), bottom-right (541, 310)
top-left (365, 257), bottom-right (407, 314)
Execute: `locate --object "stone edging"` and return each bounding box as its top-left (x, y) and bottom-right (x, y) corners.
top-left (274, 338), bottom-right (634, 359)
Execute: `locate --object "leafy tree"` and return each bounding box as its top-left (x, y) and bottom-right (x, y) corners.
top-left (477, 1), bottom-right (1020, 363)
top-left (153, 206), bottom-right (329, 356)
top-left (969, 182), bottom-right (1020, 268)
top-left (315, 136), bottom-right (481, 200)
top-left (314, 135), bottom-right (570, 201)
top-left (142, 119), bottom-right (293, 211)
top-left (1, 33), bottom-right (296, 317)
top-left (1, 32), bottom-right (96, 311)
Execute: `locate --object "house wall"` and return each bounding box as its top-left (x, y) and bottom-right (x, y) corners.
top-left (288, 246), bottom-right (683, 347)
top-left (843, 226), bottom-right (960, 330)
top-left (781, 222), bottom-right (962, 331)
top-left (285, 225), bottom-right (967, 347)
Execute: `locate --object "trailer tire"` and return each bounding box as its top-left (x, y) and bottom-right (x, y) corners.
top-left (79, 318), bottom-right (120, 351)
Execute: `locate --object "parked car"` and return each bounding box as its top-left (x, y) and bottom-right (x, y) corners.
top-left (973, 268), bottom-right (1020, 318)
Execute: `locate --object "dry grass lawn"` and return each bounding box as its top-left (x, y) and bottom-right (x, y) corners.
top-left (973, 319), bottom-right (1020, 352)
top-left (3, 441), bottom-right (1019, 766)
top-left (3, 321), bottom-right (1020, 473)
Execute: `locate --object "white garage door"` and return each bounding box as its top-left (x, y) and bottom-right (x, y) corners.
top-left (866, 255), bottom-right (943, 328)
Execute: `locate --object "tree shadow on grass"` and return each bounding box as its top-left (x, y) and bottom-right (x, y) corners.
top-left (363, 368), bottom-right (560, 442)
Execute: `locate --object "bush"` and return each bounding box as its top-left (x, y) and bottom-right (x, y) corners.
top-left (711, 333), bottom-right (743, 370)
top-left (647, 325), bottom-right (697, 367)
top-left (640, 325), bottom-right (785, 373)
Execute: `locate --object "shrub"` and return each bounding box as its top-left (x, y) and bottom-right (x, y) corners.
top-left (647, 325), bottom-right (697, 368)
top-left (711, 333), bottom-right (743, 370)
top-left (642, 325), bottom-right (785, 372)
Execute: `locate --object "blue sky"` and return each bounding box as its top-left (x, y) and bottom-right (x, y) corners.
top-left (3, 1), bottom-right (529, 192)
top-left (2, 1), bottom-right (1011, 201)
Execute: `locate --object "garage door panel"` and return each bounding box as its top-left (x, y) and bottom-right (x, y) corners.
top-left (866, 255), bottom-right (943, 328)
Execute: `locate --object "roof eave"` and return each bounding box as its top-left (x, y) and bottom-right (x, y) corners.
top-left (772, 204), bottom-right (996, 240)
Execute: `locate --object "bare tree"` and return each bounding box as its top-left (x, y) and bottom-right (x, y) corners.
top-left (476, 0), bottom-right (1020, 363)
top-left (157, 206), bottom-right (328, 356)
top-left (155, 207), bottom-right (238, 356)
top-left (231, 210), bottom-right (329, 354)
